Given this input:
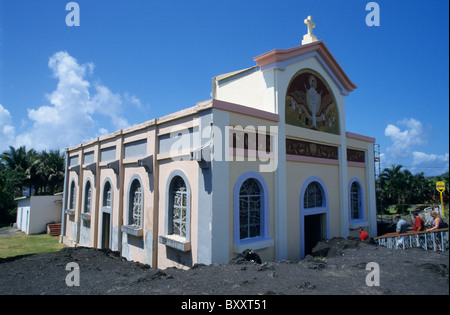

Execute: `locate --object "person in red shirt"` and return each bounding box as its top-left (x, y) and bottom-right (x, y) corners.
top-left (358, 227), bottom-right (369, 242)
top-left (413, 211), bottom-right (425, 232)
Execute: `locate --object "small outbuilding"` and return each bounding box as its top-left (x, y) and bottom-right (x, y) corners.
top-left (15, 194), bottom-right (62, 235)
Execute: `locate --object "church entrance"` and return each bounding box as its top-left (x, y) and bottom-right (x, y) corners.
top-left (304, 213), bottom-right (325, 256)
top-left (300, 177), bottom-right (330, 258)
top-left (101, 212), bottom-right (111, 249)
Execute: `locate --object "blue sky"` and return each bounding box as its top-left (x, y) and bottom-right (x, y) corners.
top-left (0, 0), bottom-right (448, 176)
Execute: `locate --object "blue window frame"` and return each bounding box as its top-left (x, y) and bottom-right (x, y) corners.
top-left (348, 177), bottom-right (366, 226)
top-left (233, 172), bottom-right (273, 253)
top-left (83, 180), bottom-right (92, 214)
top-left (128, 177), bottom-right (143, 228)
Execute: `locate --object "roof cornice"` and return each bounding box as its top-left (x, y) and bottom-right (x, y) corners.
top-left (254, 40), bottom-right (357, 94)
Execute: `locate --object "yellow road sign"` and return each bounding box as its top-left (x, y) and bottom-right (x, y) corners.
top-left (436, 181), bottom-right (446, 216)
top-left (436, 181), bottom-right (446, 193)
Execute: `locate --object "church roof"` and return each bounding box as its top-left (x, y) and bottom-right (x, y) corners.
top-left (215, 66), bottom-right (259, 83)
top-left (254, 40), bottom-right (357, 94)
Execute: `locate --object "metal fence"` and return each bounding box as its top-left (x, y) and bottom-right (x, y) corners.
top-left (375, 228), bottom-right (449, 252)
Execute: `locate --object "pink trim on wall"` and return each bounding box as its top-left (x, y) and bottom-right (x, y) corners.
top-left (254, 42), bottom-right (319, 66)
top-left (347, 161), bottom-right (367, 168)
top-left (346, 132), bottom-right (376, 143)
top-left (212, 99), bottom-right (279, 122)
top-left (286, 154), bottom-right (340, 166)
top-left (253, 41), bottom-right (357, 93)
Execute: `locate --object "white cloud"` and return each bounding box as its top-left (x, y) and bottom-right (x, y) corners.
top-left (382, 118), bottom-right (448, 176)
top-left (124, 92), bottom-right (143, 109)
top-left (91, 84), bottom-right (129, 130)
top-left (0, 104), bottom-right (15, 152)
top-left (384, 118), bottom-right (427, 159)
top-left (412, 152), bottom-right (448, 165)
top-left (411, 151), bottom-right (449, 175)
top-left (13, 51), bottom-right (139, 151)
top-left (0, 104), bottom-right (12, 126)
top-left (97, 128), bottom-right (109, 137)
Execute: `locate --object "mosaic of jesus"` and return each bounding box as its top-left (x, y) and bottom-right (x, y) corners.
top-left (286, 70), bottom-right (339, 135)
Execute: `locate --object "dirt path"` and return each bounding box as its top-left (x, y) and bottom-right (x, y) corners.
top-left (0, 237), bottom-right (448, 298)
top-left (0, 227), bottom-right (25, 237)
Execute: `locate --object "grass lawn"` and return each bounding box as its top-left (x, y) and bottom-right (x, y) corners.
top-left (0, 231), bottom-right (65, 259)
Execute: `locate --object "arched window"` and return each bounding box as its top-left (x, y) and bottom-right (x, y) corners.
top-left (129, 179), bottom-right (143, 228)
top-left (304, 181), bottom-right (323, 209)
top-left (69, 181), bottom-right (76, 210)
top-left (170, 176), bottom-right (188, 237)
top-left (83, 180), bottom-right (92, 213)
top-left (239, 178), bottom-right (261, 240)
top-left (350, 182), bottom-right (360, 219)
top-left (160, 170), bottom-right (191, 252)
top-left (348, 178), bottom-right (365, 224)
top-left (233, 172), bottom-right (273, 253)
top-left (103, 181), bottom-right (112, 208)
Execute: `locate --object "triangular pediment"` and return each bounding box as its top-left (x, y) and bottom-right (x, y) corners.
top-left (254, 41), bottom-right (357, 95)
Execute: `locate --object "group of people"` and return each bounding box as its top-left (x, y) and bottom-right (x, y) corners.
top-left (393, 210), bottom-right (446, 250)
top-left (406, 210), bottom-right (445, 233)
top-left (356, 209), bottom-right (446, 243)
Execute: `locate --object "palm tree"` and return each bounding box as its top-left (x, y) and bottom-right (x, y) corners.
top-left (380, 164), bottom-right (404, 208)
top-left (0, 146), bottom-right (39, 195)
top-left (1, 146), bottom-right (66, 196)
top-left (409, 172), bottom-right (432, 205)
top-left (36, 150), bottom-right (65, 194)
top-left (47, 150), bottom-right (65, 194)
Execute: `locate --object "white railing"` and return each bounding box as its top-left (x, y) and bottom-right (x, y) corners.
top-left (375, 228), bottom-right (449, 252)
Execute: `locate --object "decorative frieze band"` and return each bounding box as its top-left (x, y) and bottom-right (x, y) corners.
top-left (286, 138), bottom-right (366, 163)
top-left (347, 148), bottom-right (365, 163)
top-left (286, 138), bottom-right (338, 160)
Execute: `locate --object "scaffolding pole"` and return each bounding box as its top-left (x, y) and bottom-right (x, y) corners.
top-left (374, 143), bottom-right (382, 220)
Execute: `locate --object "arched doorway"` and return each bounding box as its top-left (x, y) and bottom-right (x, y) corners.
top-left (300, 177), bottom-right (330, 258)
top-left (101, 179), bottom-right (113, 250)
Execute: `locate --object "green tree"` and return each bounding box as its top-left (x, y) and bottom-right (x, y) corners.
top-left (0, 164), bottom-right (26, 226)
top-left (380, 164), bottom-right (406, 212)
top-left (1, 146), bottom-right (65, 196)
top-left (0, 146), bottom-right (39, 195)
top-left (408, 172), bottom-right (433, 205)
top-left (379, 164), bottom-right (449, 215)
top-left (35, 150), bottom-right (65, 194)
top-left (0, 146), bottom-right (66, 226)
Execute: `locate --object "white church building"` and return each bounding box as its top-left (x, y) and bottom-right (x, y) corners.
top-left (60, 17), bottom-right (377, 269)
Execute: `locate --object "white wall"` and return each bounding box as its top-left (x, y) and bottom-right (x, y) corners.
top-left (16, 198), bottom-right (31, 234)
top-left (16, 196), bottom-right (62, 235)
top-left (215, 70), bottom-right (275, 113)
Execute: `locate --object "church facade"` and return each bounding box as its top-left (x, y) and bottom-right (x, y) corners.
top-left (60, 20), bottom-right (377, 269)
